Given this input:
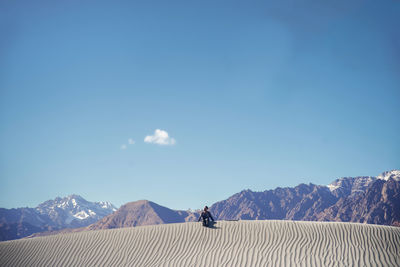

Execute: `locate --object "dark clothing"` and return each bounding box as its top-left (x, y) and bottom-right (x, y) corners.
top-left (198, 211), bottom-right (214, 226)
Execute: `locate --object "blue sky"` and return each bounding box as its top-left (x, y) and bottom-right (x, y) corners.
top-left (1, 0), bottom-right (399, 209)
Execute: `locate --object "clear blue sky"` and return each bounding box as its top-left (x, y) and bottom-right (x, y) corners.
top-left (1, 0), bottom-right (399, 209)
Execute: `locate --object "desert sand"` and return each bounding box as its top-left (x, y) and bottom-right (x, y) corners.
top-left (1, 220), bottom-right (399, 266)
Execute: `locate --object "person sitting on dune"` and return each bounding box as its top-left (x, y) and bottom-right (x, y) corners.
top-left (198, 206), bottom-right (215, 227)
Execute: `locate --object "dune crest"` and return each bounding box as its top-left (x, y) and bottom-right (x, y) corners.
top-left (1, 220), bottom-right (399, 266)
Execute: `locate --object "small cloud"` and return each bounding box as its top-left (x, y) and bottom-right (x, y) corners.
top-left (120, 144), bottom-right (127, 150)
top-left (128, 138), bottom-right (135, 145)
top-left (144, 129), bottom-right (176, 146)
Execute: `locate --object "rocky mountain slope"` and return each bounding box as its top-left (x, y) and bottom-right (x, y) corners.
top-left (317, 178), bottom-right (400, 226)
top-left (0, 195), bottom-right (116, 241)
top-left (209, 184), bottom-right (337, 221)
top-left (209, 170), bottom-right (400, 226)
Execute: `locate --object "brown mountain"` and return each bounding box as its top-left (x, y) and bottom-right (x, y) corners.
top-left (28, 200), bottom-right (200, 238)
top-left (87, 200), bottom-right (199, 230)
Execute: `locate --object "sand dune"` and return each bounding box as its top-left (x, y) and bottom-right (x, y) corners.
top-left (1, 220), bottom-right (399, 266)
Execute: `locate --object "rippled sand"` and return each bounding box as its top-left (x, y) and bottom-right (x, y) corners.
top-left (1, 220), bottom-right (399, 266)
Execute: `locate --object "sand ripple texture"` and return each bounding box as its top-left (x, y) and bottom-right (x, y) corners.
top-left (1, 220), bottom-right (400, 267)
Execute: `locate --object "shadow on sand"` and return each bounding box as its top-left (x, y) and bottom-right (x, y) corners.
top-left (204, 221), bottom-right (220, 229)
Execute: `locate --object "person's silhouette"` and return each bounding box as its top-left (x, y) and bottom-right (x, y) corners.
top-left (198, 206), bottom-right (214, 227)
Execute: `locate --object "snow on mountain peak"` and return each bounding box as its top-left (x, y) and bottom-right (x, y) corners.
top-left (326, 170), bottom-right (399, 198)
top-left (377, 170), bottom-right (400, 181)
top-left (35, 195), bottom-right (117, 227)
top-left (326, 176), bottom-right (377, 198)
top-left (327, 183), bottom-right (340, 191)
top-left (99, 201), bottom-right (117, 211)
top-left (74, 210), bottom-right (90, 220)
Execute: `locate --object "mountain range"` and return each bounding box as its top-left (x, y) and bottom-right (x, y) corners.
top-left (210, 170), bottom-right (400, 226)
top-left (1, 169), bottom-right (399, 241)
top-left (0, 194), bottom-right (116, 241)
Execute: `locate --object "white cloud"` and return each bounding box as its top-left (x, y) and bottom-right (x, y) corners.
top-left (120, 144), bottom-right (127, 150)
top-left (144, 129), bottom-right (176, 145)
top-left (128, 138), bottom-right (135, 145)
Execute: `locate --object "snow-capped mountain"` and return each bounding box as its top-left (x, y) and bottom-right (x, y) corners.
top-left (377, 170), bottom-right (400, 181)
top-left (327, 170), bottom-right (400, 198)
top-left (36, 194), bottom-right (117, 228)
top-left (0, 195), bottom-right (117, 241)
top-left (210, 170), bottom-right (400, 226)
top-left (327, 176), bottom-right (376, 198)
top-left (318, 174), bottom-right (400, 226)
